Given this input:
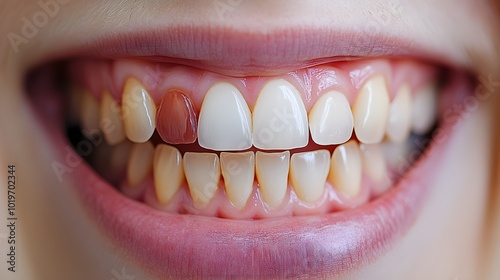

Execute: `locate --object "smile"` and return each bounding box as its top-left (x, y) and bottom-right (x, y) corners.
top-left (25, 25), bottom-right (475, 278)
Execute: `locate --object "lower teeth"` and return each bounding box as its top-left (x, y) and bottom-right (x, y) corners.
top-left (66, 124), bottom-right (432, 219)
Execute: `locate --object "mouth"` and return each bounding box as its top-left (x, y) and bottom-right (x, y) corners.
top-left (25, 26), bottom-right (474, 278)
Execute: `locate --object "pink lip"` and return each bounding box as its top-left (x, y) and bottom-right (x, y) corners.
top-left (34, 65), bottom-right (470, 277)
top-left (38, 26), bottom-right (458, 77)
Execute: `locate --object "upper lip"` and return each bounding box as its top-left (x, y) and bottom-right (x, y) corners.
top-left (40, 25), bottom-right (458, 77)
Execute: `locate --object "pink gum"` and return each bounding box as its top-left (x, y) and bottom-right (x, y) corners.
top-left (70, 58), bottom-right (439, 111)
top-left (121, 173), bottom-right (372, 219)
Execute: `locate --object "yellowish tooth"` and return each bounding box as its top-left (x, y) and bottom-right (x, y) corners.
top-left (290, 150), bottom-right (330, 204)
top-left (411, 84), bottom-right (438, 134)
top-left (255, 151), bottom-right (290, 208)
top-left (359, 144), bottom-right (387, 184)
top-left (183, 152), bottom-right (220, 207)
top-left (80, 89), bottom-right (100, 135)
top-left (309, 91), bottom-right (354, 145)
top-left (329, 141), bottom-right (362, 198)
top-left (100, 91), bottom-right (126, 145)
top-left (353, 76), bottom-right (390, 144)
top-left (252, 79), bottom-right (309, 150)
top-left (153, 144), bottom-right (184, 204)
top-left (386, 84), bottom-right (412, 143)
top-left (198, 83), bottom-right (252, 151)
top-left (127, 141), bottom-right (155, 187)
top-left (122, 78), bottom-right (156, 143)
top-left (220, 152), bottom-right (255, 209)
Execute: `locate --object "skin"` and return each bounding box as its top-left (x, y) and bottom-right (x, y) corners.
top-left (0, 0), bottom-right (499, 279)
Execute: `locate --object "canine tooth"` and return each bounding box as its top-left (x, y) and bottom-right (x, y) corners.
top-left (183, 152), bottom-right (220, 207)
top-left (80, 89), bottom-right (100, 135)
top-left (412, 84), bottom-right (438, 134)
top-left (255, 151), bottom-right (290, 208)
top-left (153, 144), bottom-right (184, 204)
top-left (252, 79), bottom-right (309, 149)
top-left (198, 83), bottom-right (252, 151)
top-left (220, 152), bottom-right (255, 209)
top-left (329, 141), bottom-right (362, 198)
top-left (360, 144), bottom-right (387, 184)
top-left (127, 141), bottom-right (155, 187)
top-left (309, 91), bottom-right (354, 145)
top-left (100, 91), bottom-right (126, 145)
top-left (156, 90), bottom-right (198, 144)
top-left (290, 150), bottom-right (330, 204)
top-left (122, 78), bottom-right (156, 143)
top-left (353, 76), bottom-right (390, 144)
top-left (386, 84), bottom-right (412, 143)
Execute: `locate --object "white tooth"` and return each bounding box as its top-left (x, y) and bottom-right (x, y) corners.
top-left (359, 144), bottom-right (387, 184)
top-left (412, 84), bottom-right (438, 134)
top-left (154, 144), bottom-right (184, 204)
top-left (309, 91), bottom-right (354, 145)
top-left (183, 152), bottom-right (220, 207)
top-left (252, 79), bottom-right (309, 149)
top-left (290, 150), bottom-right (330, 204)
top-left (122, 78), bottom-right (156, 143)
top-left (198, 83), bottom-right (252, 151)
top-left (386, 84), bottom-right (412, 143)
top-left (80, 89), bottom-right (100, 135)
top-left (220, 152), bottom-right (255, 209)
top-left (329, 141), bottom-right (362, 198)
top-left (353, 76), bottom-right (390, 144)
top-left (100, 91), bottom-right (126, 145)
top-left (127, 141), bottom-right (155, 187)
top-left (255, 151), bottom-right (290, 208)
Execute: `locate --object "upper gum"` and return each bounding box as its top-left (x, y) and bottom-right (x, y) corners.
top-left (71, 57), bottom-right (439, 112)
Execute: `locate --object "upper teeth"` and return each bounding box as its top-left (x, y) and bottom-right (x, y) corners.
top-left (115, 76), bottom-right (437, 150)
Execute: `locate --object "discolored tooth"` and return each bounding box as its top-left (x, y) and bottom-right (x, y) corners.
top-left (156, 90), bottom-right (198, 144)
top-left (353, 76), bottom-right (390, 144)
top-left (256, 151), bottom-right (290, 208)
top-left (309, 91), bottom-right (354, 145)
top-left (183, 152), bottom-right (220, 207)
top-left (122, 78), bottom-right (156, 143)
top-left (252, 79), bottom-right (309, 149)
top-left (80, 89), bottom-right (100, 136)
top-left (153, 144), bottom-right (184, 205)
top-left (127, 141), bottom-right (155, 187)
top-left (386, 85), bottom-right (412, 143)
top-left (290, 150), bottom-right (330, 204)
top-left (329, 141), bottom-right (362, 198)
top-left (198, 83), bottom-right (252, 151)
top-left (412, 84), bottom-right (438, 134)
top-left (100, 91), bottom-right (126, 145)
top-left (360, 144), bottom-right (387, 184)
top-left (220, 152), bottom-right (255, 209)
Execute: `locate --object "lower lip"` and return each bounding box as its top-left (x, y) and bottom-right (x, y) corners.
top-left (38, 71), bottom-right (469, 278)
